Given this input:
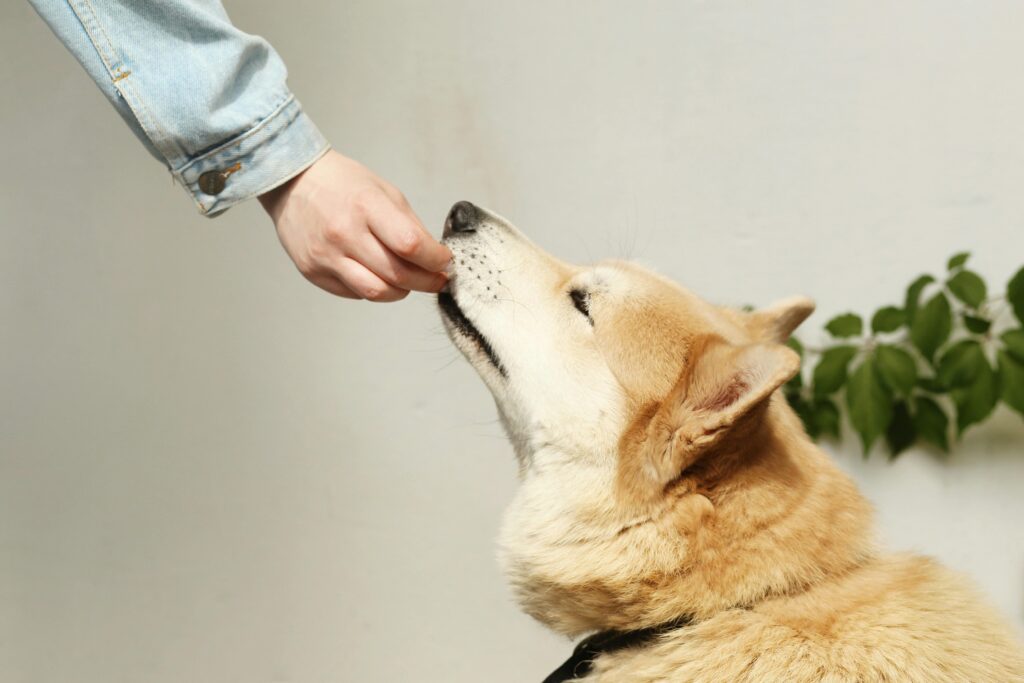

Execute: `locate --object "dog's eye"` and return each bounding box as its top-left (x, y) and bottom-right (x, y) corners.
top-left (569, 289), bottom-right (593, 324)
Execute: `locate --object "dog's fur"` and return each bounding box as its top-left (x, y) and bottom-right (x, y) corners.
top-left (438, 204), bottom-right (1024, 682)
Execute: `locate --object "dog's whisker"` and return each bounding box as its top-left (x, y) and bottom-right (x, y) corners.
top-left (433, 355), bottom-right (465, 372)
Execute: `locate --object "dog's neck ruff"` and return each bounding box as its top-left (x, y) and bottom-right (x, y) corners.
top-left (542, 616), bottom-right (693, 682)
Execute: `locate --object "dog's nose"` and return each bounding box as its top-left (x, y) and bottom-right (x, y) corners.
top-left (444, 201), bottom-right (479, 237)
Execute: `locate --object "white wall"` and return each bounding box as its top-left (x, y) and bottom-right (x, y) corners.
top-left (2, 1), bottom-right (1022, 681)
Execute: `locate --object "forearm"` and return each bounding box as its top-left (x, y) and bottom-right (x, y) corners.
top-left (28, 0), bottom-right (328, 215)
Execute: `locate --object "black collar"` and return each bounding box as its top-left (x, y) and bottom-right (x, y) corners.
top-left (542, 616), bottom-right (693, 682)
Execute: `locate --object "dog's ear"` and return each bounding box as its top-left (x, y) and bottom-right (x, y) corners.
top-left (748, 296), bottom-right (815, 343)
top-left (623, 335), bottom-right (800, 492)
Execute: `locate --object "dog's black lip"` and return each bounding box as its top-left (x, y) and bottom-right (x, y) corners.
top-left (437, 291), bottom-right (507, 378)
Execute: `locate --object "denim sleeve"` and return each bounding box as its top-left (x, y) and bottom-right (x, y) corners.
top-left (28, 0), bottom-right (330, 216)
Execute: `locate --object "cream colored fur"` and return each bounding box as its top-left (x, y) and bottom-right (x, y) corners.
top-left (438, 205), bottom-right (1024, 682)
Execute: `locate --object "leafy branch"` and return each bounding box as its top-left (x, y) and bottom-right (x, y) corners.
top-left (784, 253), bottom-right (1024, 458)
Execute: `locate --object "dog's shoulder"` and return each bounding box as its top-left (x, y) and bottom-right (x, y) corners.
top-left (585, 555), bottom-right (1024, 682)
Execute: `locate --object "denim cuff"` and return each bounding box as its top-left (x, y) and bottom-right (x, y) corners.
top-left (173, 95), bottom-right (330, 216)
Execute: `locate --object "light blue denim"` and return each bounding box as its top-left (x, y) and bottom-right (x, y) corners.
top-left (29, 0), bottom-right (330, 216)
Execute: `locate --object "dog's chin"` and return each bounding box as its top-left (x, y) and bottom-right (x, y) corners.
top-left (437, 291), bottom-right (507, 378)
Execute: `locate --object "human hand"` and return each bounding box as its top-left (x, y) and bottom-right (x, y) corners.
top-left (259, 150), bottom-right (451, 301)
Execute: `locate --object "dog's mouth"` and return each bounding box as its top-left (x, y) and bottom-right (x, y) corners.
top-left (437, 291), bottom-right (507, 377)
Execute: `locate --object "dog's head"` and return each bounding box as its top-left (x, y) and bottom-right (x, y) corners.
top-left (439, 202), bottom-right (870, 634)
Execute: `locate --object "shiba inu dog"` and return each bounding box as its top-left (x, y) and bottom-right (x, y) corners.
top-left (437, 201), bottom-right (1024, 682)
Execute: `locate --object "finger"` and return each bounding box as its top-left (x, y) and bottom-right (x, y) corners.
top-left (376, 180), bottom-right (410, 209)
top-left (365, 195), bottom-right (452, 273)
top-left (307, 273), bottom-right (361, 299)
top-left (351, 233), bottom-right (448, 293)
top-left (334, 257), bottom-right (410, 303)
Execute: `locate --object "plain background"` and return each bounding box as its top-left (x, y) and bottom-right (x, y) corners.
top-left (2, 1), bottom-right (1023, 681)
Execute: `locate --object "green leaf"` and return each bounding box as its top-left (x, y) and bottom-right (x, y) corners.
top-left (787, 393), bottom-right (815, 437)
top-left (846, 356), bottom-right (893, 455)
top-left (875, 344), bottom-right (918, 396)
top-left (936, 339), bottom-right (986, 390)
top-left (913, 396), bottom-right (949, 452)
top-left (871, 306), bottom-right (906, 334)
top-left (1007, 267), bottom-right (1024, 324)
top-left (1001, 329), bottom-right (1024, 363)
top-left (950, 355), bottom-right (999, 435)
top-left (825, 313), bottom-right (863, 339)
top-left (997, 351), bottom-right (1024, 418)
top-left (916, 375), bottom-right (946, 393)
top-left (963, 315), bottom-right (991, 335)
top-left (947, 270), bottom-right (987, 309)
top-left (947, 252), bottom-right (970, 271)
top-left (904, 274), bottom-right (935, 325)
top-left (812, 345), bottom-right (859, 396)
top-left (910, 292), bottom-right (952, 363)
top-left (811, 398), bottom-right (841, 439)
top-left (886, 400), bottom-right (916, 459)
top-left (785, 374), bottom-right (803, 393)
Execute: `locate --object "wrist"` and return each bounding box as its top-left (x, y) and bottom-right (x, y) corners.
top-left (257, 179), bottom-right (287, 218)
top-left (258, 162), bottom-right (308, 221)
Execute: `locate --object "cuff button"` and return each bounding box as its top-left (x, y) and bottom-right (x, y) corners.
top-left (198, 170), bottom-right (227, 196)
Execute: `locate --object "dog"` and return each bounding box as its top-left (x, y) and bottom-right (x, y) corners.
top-left (437, 201), bottom-right (1024, 682)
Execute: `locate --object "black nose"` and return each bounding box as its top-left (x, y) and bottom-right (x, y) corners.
top-left (444, 201), bottom-right (479, 236)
